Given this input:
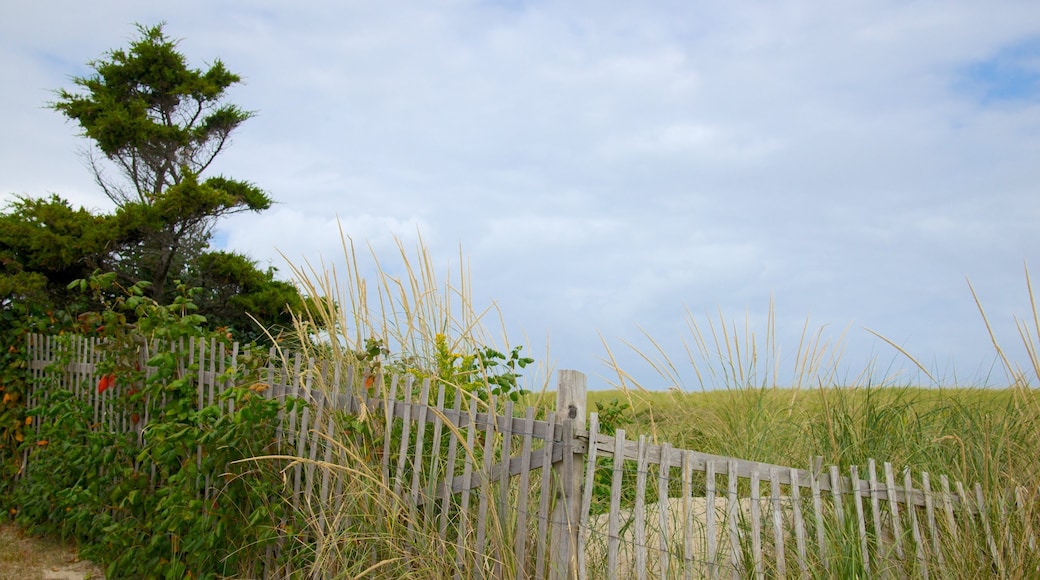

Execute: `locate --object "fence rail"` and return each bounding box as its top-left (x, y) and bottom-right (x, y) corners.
top-left (21, 334), bottom-right (1040, 578)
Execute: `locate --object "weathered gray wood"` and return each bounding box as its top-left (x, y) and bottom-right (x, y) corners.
top-left (850, 465), bottom-right (869, 578)
top-left (293, 401), bottom-right (310, 512)
top-left (381, 373), bottom-right (400, 488)
top-left (392, 376), bottom-right (415, 498)
top-left (517, 405), bottom-right (538, 580)
top-left (684, 452), bottom-right (698, 580)
top-left (458, 399), bottom-right (478, 576)
top-left (922, 472), bottom-right (943, 569)
top-left (305, 388), bottom-right (326, 502)
top-left (788, 466), bottom-right (809, 578)
top-left (769, 468), bottom-right (786, 578)
top-left (476, 398), bottom-right (498, 579)
top-left (439, 387), bottom-right (465, 540)
top-left (226, 341), bottom-right (239, 414)
top-left (578, 413), bottom-right (600, 580)
top-left (581, 430), bottom-right (951, 511)
top-left (704, 458), bottom-right (718, 580)
top-left (319, 413), bottom-right (336, 535)
top-left (868, 459), bottom-right (886, 567)
top-left (727, 460), bottom-right (741, 578)
top-left (499, 400), bottom-right (515, 516)
top-left (904, 470), bottom-right (928, 579)
top-left (750, 469), bottom-right (763, 579)
top-left (424, 381), bottom-right (447, 525)
top-left (657, 442), bottom-right (672, 580)
top-left (535, 410), bottom-right (557, 580)
top-left (810, 461), bottom-right (827, 573)
top-left (409, 378), bottom-right (432, 510)
top-left (830, 465), bottom-right (844, 528)
top-left (550, 369), bottom-right (586, 580)
top-left (634, 436), bottom-right (649, 580)
top-left (607, 428), bottom-right (626, 580)
top-left (884, 462), bottom-right (905, 561)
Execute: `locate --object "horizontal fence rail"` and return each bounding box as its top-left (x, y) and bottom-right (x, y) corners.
top-left (20, 334), bottom-right (1040, 578)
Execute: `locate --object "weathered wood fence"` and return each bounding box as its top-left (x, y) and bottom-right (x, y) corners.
top-left (21, 334), bottom-right (1040, 578)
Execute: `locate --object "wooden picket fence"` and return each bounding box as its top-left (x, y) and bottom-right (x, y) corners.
top-left (21, 334), bottom-right (1040, 578)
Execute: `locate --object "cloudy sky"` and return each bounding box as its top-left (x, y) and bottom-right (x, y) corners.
top-left (4, 2), bottom-right (1040, 389)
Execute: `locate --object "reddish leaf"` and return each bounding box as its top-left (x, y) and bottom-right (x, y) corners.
top-left (98, 373), bottom-right (116, 394)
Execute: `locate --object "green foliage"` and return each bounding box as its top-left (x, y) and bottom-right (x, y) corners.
top-left (50, 22), bottom-right (272, 301)
top-left (12, 272), bottom-right (306, 578)
top-left (589, 398), bottom-right (634, 515)
top-left (51, 23), bottom-right (254, 204)
top-left (0, 303), bottom-right (71, 501)
top-left (0, 196), bottom-right (124, 312)
top-left (187, 251), bottom-right (301, 344)
top-left (431, 332), bottom-right (533, 403)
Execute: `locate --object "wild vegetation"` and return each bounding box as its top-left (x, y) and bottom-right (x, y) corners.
top-left (2, 22), bottom-right (1038, 580)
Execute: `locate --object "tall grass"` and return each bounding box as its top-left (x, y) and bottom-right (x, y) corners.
top-left (255, 227), bottom-right (1040, 577)
top-left (266, 229), bottom-right (549, 578)
top-left (600, 270), bottom-right (1040, 577)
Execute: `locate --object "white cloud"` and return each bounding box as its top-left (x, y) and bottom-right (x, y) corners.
top-left (4, 1), bottom-right (1040, 386)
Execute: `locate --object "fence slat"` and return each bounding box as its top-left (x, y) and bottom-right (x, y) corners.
top-left (750, 469), bottom-right (763, 580)
top-left (439, 387), bottom-right (465, 540)
top-left (392, 376), bottom-right (415, 498)
top-left (535, 410), bottom-right (557, 580)
top-left (727, 460), bottom-right (741, 578)
top-left (23, 350), bottom-right (1027, 580)
top-left (788, 466), bottom-right (809, 578)
top-left (885, 462), bottom-right (905, 562)
top-left (458, 398), bottom-right (479, 577)
top-left (634, 436), bottom-right (649, 580)
top-left (850, 465), bottom-right (870, 578)
top-left (829, 465), bottom-right (844, 529)
top-left (657, 442), bottom-right (672, 580)
top-left (922, 472), bottom-right (944, 569)
top-left (577, 413), bottom-right (599, 580)
top-left (408, 378), bottom-right (432, 520)
top-left (867, 459), bottom-right (886, 567)
top-left (381, 374), bottom-right (400, 488)
top-left (476, 398), bottom-right (498, 579)
top-left (704, 458), bottom-right (718, 580)
top-left (424, 382), bottom-right (447, 525)
top-left (770, 467), bottom-right (786, 578)
top-left (810, 461), bottom-right (827, 572)
top-left (904, 470), bottom-right (927, 579)
top-left (607, 428), bottom-right (626, 580)
top-left (518, 405), bottom-right (539, 580)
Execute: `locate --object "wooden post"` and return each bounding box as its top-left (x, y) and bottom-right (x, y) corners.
top-left (550, 370), bottom-right (586, 580)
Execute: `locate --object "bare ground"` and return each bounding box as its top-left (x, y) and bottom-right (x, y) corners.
top-left (0, 523), bottom-right (105, 580)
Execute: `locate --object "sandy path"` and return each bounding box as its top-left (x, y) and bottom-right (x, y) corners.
top-left (0, 523), bottom-right (106, 580)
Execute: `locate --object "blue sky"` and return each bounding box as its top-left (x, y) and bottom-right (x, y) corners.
top-left (961, 37), bottom-right (1040, 102)
top-left (3, 2), bottom-right (1040, 390)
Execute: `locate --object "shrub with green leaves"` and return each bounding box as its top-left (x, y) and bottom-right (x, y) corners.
top-left (13, 272), bottom-right (307, 578)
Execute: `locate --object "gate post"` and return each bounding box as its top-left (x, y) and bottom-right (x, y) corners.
top-left (550, 370), bottom-right (586, 579)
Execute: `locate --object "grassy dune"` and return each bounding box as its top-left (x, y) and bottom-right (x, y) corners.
top-left (278, 233), bottom-right (1040, 577)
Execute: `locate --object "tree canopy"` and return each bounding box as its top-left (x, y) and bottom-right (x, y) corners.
top-left (1, 23), bottom-right (299, 344)
top-left (52, 23), bottom-right (256, 205)
top-left (51, 23), bottom-right (272, 301)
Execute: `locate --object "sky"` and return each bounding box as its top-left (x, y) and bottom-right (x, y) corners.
top-left (3, 1), bottom-right (1040, 390)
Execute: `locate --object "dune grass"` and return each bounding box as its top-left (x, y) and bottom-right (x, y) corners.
top-left (269, 230), bottom-right (1039, 578)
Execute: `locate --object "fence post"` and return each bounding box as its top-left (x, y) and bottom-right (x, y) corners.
top-left (550, 369), bottom-right (587, 580)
